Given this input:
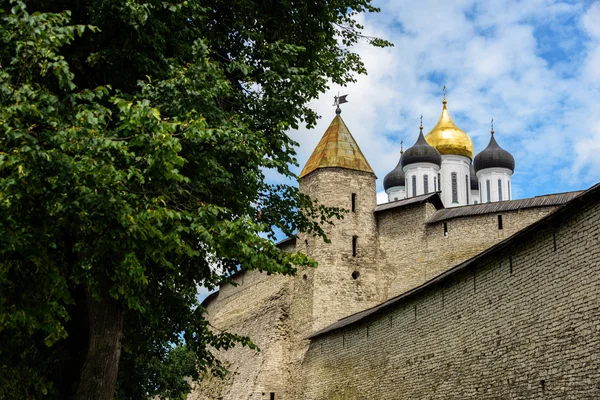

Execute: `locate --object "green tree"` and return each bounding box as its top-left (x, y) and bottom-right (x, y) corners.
top-left (0, 0), bottom-right (390, 399)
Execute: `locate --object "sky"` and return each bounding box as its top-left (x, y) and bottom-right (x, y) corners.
top-left (281, 0), bottom-right (600, 205)
top-left (199, 0), bottom-right (600, 302)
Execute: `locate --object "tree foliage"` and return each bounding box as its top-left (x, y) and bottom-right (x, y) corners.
top-left (0, 0), bottom-right (390, 398)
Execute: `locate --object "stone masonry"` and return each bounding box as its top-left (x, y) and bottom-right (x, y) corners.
top-left (301, 186), bottom-right (600, 399)
top-left (190, 111), bottom-right (597, 399)
top-left (191, 171), bottom-right (586, 399)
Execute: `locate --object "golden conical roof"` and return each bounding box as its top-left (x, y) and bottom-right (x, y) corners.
top-left (299, 114), bottom-right (374, 178)
top-left (425, 99), bottom-right (474, 159)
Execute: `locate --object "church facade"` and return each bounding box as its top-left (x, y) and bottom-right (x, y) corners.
top-left (191, 98), bottom-right (600, 400)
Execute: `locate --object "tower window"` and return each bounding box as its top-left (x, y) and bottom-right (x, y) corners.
top-left (438, 173), bottom-right (441, 192)
top-left (352, 236), bottom-right (357, 257)
top-left (451, 172), bottom-right (458, 203)
top-left (412, 175), bottom-right (416, 197)
top-left (498, 180), bottom-right (503, 201)
top-left (508, 181), bottom-right (511, 200)
top-left (498, 215), bottom-right (503, 230)
top-left (486, 180), bottom-right (491, 203)
top-left (434, 176), bottom-right (437, 192)
top-left (351, 193), bottom-right (357, 212)
top-left (423, 174), bottom-right (429, 194)
top-left (479, 183), bottom-right (482, 203)
top-left (465, 175), bottom-right (469, 205)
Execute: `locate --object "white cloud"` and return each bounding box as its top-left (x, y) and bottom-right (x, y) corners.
top-left (377, 191), bottom-right (388, 205)
top-left (285, 0), bottom-right (600, 202)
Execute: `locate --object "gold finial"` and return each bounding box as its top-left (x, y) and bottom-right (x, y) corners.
top-left (442, 85), bottom-right (447, 105)
top-left (420, 114), bottom-right (423, 130)
top-left (400, 140), bottom-right (404, 154)
top-left (491, 118), bottom-right (494, 135)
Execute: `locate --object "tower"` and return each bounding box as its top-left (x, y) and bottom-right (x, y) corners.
top-left (401, 118), bottom-right (442, 197)
top-left (383, 142), bottom-right (406, 202)
top-left (425, 92), bottom-right (475, 207)
top-left (473, 122), bottom-right (515, 203)
top-left (297, 104), bottom-right (380, 332)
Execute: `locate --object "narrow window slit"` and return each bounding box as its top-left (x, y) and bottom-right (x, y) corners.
top-left (351, 193), bottom-right (356, 212)
top-left (498, 215), bottom-right (503, 230)
top-left (352, 236), bottom-right (357, 257)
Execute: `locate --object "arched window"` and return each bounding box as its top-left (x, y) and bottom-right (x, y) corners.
top-left (498, 179), bottom-right (503, 201)
top-left (479, 183), bottom-right (482, 203)
top-left (423, 175), bottom-right (429, 194)
top-left (486, 180), bottom-right (491, 203)
top-left (434, 176), bottom-right (437, 192)
top-left (412, 175), bottom-right (416, 197)
top-left (508, 181), bottom-right (511, 200)
top-left (438, 173), bottom-right (441, 192)
top-left (465, 175), bottom-right (469, 205)
top-left (451, 172), bottom-right (458, 203)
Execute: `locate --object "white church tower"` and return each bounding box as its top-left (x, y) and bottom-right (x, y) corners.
top-left (383, 144), bottom-right (406, 202)
top-left (473, 123), bottom-right (515, 203)
top-left (401, 119), bottom-right (442, 198)
top-left (383, 88), bottom-right (516, 208)
top-left (424, 92), bottom-right (474, 207)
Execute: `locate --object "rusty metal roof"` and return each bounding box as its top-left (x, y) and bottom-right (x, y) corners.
top-left (427, 191), bottom-right (584, 224)
top-left (299, 115), bottom-right (374, 178)
top-left (374, 192), bottom-right (444, 213)
top-left (308, 183), bottom-right (600, 340)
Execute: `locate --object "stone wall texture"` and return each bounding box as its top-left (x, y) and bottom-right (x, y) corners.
top-left (190, 164), bottom-right (596, 400)
top-left (301, 192), bottom-right (600, 399)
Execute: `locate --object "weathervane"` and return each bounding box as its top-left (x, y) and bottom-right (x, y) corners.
top-left (491, 118), bottom-right (494, 135)
top-left (333, 93), bottom-right (348, 115)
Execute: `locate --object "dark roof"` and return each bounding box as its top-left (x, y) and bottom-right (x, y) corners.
top-left (473, 134), bottom-right (515, 173)
top-left (308, 183), bottom-right (600, 340)
top-left (401, 128), bottom-right (442, 168)
top-left (275, 236), bottom-right (296, 248)
top-left (427, 191), bottom-right (583, 224)
top-left (202, 237), bottom-right (295, 308)
top-left (470, 164), bottom-right (478, 190)
top-left (201, 290), bottom-right (219, 308)
top-left (383, 158), bottom-right (405, 190)
top-left (374, 192), bottom-right (444, 213)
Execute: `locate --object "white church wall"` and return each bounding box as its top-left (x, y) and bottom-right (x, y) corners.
top-left (439, 155), bottom-right (471, 207)
top-left (476, 167), bottom-right (513, 203)
top-left (386, 186), bottom-right (406, 202)
top-left (402, 162), bottom-right (440, 198)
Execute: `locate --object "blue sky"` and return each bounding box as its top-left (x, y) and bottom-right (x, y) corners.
top-left (282, 0), bottom-right (600, 204)
top-left (200, 0), bottom-right (600, 302)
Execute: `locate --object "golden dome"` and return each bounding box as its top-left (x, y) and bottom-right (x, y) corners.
top-left (424, 99), bottom-right (474, 159)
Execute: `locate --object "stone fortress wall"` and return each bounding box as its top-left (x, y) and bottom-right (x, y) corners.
top-left (301, 186), bottom-right (600, 400)
top-left (191, 174), bottom-right (576, 400)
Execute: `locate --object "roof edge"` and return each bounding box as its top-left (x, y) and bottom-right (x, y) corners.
top-left (308, 182), bottom-right (600, 340)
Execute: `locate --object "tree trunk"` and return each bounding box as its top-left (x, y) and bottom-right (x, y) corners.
top-left (75, 279), bottom-right (124, 400)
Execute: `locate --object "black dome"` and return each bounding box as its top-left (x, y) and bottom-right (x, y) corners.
top-left (470, 164), bottom-right (478, 190)
top-left (383, 158), bottom-right (405, 190)
top-left (401, 128), bottom-right (442, 168)
top-left (473, 134), bottom-right (515, 173)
